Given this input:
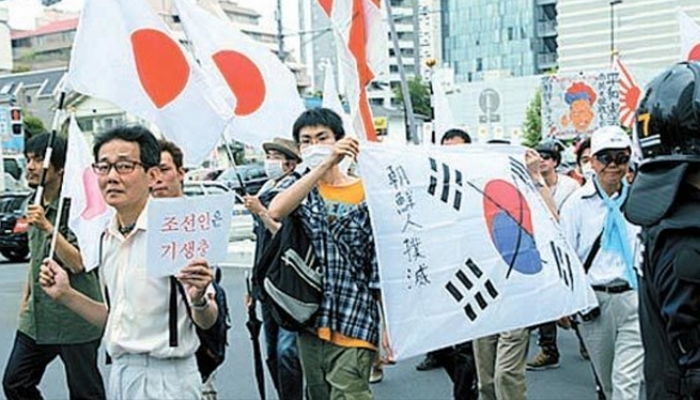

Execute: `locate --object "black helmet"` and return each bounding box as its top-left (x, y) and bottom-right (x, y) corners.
top-left (635, 61), bottom-right (700, 166)
top-left (535, 140), bottom-right (561, 166)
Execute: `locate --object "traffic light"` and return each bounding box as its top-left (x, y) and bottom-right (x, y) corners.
top-left (9, 107), bottom-right (22, 136)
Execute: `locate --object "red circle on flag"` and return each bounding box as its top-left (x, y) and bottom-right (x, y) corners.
top-left (689, 44), bottom-right (700, 61)
top-left (212, 50), bottom-right (266, 117)
top-left (131, 29), bottom-right (190, 109)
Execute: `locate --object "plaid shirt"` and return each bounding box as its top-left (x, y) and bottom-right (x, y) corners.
top-left (274, 176), bottom-right (381, 346)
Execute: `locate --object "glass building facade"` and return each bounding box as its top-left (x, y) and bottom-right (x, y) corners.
top-left (441, 0), bottom-right (557, 82)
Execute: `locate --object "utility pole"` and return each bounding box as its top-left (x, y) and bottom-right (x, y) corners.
top-left (386, 0), bottom-right (418, 144)
top-left (411, 0), bottom-right (421, 80)
top-left (275, 0), bottom-right (285, 62)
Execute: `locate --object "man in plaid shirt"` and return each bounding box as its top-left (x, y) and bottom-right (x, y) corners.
top-left (269, 108), bottom-right (385, 400)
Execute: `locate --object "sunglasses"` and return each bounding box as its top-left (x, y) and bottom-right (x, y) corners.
top-left (594, 151), bottom-right (630, 166)
top-left (538, 152), bottom-right (554, 161)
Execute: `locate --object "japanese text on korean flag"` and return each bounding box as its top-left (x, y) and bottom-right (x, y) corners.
top-left (146, 193), bottom-right (233, 277)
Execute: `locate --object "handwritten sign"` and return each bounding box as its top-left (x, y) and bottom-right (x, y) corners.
top-left (146, 193), bottom-right (234, 277)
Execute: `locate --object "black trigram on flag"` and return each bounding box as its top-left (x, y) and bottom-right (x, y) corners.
top-left (549, 241), bottom-right (574, 291)
top-left (508, 156), bottom-right (535, 191)
top-left (444, 259), bottom-right (499, 322)
top-left (427, 157), bottom-right (463, 211)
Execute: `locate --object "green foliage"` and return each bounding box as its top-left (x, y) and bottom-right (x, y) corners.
top-left (23, 114), bottom-right (46, 139)
top-left (522, 89), bottom-right (542, 148)
top-left (393, 76), bottom-right (432, 117)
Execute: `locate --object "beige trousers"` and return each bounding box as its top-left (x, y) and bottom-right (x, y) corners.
top-left (473, 328), bottom-right (530, 400)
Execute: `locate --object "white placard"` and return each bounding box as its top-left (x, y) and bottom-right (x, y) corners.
top-left (146, 193), bottom-right (234, 277)
top-left (358, 142), bottom-right (597, 360)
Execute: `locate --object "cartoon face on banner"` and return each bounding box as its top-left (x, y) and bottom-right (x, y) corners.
top-left (359, 143), bottom-right (597, 360)
top-left (541, 72), bottom-right (620, 139)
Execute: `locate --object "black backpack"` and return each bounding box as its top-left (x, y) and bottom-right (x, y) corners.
top-left (172, 267), bottom-right (231, 382)
top-left (253, 213), bottom-right (323, 331)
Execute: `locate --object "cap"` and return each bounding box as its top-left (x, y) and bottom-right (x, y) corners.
top-left (590, 126), bottom-right (631, 155)
top-left (262, 138), bottom-right (302, 163)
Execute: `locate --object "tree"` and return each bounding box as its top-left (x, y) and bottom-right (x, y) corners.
top-left (393, 76), bottom-right (431, 117)
top-left (522, 89), bottom-right (542, 148)
top-left (23, 114), bottom-right (46, 140)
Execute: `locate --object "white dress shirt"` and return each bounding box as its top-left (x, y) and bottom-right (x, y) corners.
top-left (551, 173), bottom-right (580, 212)
top-left (559, 179), bottom-right (640, 287)
top-left (100, 203), bottom-right (200, 359)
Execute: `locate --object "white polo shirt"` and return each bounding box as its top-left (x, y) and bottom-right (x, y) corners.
top-left (100, 203), bottom-right (200, 359)
top-left (551, 173), bottom-right (580, 212)
top-left (559, 179), bottom-right (640, 287)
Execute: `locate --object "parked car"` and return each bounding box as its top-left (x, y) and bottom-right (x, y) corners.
top-left (183, 181), bottom-right (254, 242)
top-left (0, 191), bottom-right (31, 262)
top-left (215, 164), bottom-right (267, 195)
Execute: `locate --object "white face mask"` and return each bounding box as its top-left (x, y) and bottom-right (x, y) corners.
top-left (300, 144), bottom-right (334, 170)
top-left (264, 159), bottom-right (285, 180)
top-left (581, 163), bottom-right (594, 178)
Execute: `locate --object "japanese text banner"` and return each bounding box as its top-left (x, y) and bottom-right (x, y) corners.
top-left (146, 193), bottom-right (233, 277)
top-left (358, 143), bottom-right (597, 360)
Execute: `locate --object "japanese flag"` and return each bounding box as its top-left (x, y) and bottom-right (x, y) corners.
top-left (66, 0), bottom-right (229, 165)
top-left (679, 10), bottom-right (700, 62)
top-left (317, 0), bottom-right (389, 141)
top-left (322, 65), bottom-right (354, 137)
top-left (62, 116), bottom-right (113, 272)
top-left (173, 0), bottom-right (305, 149)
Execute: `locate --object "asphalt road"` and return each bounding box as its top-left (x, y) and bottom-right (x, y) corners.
top-left (0, 259), bottom-right (600, 400)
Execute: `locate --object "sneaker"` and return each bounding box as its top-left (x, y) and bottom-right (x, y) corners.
top-left (369, 365), bottom-right (384, 384)
top-left (526, 351), bottom-right (560, 371)
top-left (415, 354), bottom-right (441, 371)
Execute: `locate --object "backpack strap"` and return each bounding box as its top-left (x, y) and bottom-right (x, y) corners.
top-left (583, 232), bottom-right (603, 274)
top-left (169, 277), bottom-right (179, 347)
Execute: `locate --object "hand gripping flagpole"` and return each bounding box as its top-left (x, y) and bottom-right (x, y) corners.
top-left (34, 91), bottom-right (67, 206)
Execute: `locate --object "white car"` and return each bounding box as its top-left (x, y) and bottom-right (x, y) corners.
top-left (182, 181), bottom-right (254, 242)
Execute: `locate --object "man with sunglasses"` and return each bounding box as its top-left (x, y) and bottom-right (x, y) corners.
top-left (559, 126), bottom-right (644, 399)
top-left (37, 126), bottom-right (218, 398)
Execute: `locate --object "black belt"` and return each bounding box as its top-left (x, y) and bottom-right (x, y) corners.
top-left (592, 284), bottom-right (632, 294)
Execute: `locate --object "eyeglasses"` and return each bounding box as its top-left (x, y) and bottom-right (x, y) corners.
top-left (92, 160), bottom-right (144, 176)
top-left (594, 151), bottom-right (630, 166)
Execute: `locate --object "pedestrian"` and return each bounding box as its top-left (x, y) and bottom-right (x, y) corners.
top-left (568, 138), bottom-right (593, 185)
top-left (559, 125), bottom-right (644, 399)
top-left (268, 108), bottom-right (386, 400)
top-left (152, 139), bottom-right (221, 400)
top-left (245, 137), bottom-right (304, 400)
top-left (526, 140), bottom-right (580, 372)
top-left (625, 61), bottom-right (700, 400)
top-left (38, 126), bottom-right (219, 399)
top-left (470, 147), bottom-right (558, 400)
top-left (2, 133), bottom-right (105, 400)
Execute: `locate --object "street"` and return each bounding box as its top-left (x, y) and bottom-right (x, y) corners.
top-left (0, 257), bottom-right (600, 400)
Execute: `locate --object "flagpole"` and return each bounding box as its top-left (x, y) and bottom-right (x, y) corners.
top-left (385, 1), bottom-right (418, 144)
top-left (34, 91), bottom-right (66, 205)
top-left (47, 197), bottom-right (66, 261)
top-left (220, 126), bottom-right (248, 195)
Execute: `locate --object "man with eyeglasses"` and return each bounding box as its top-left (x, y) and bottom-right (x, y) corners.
top-left (3, 133), bottom-right (105, 400)
top-left (559, 126), bottom-right (644, 399)
top-left (37, 126), bottom-right (218, 399)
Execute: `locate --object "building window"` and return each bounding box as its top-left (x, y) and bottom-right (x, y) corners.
top-left (476, 58), bottom-right (483, 72)
top-left (508, 27), bottom-right (514, 41)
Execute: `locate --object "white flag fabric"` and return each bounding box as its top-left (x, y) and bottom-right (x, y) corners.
top-left (431, 69), bottom-right (457, 141)
top-left (63, 116), bottom-right (113, 272)
top-left (358, 143), bottom-right (597, 360)
top-left (679, 11), bottom-right (700, 62)
top-left (317, 0), bottom-right (388, 141)
top-left (174, 0), bottom-right (304, 149)
top-left (66, 0), bottom-right (228, 165)
top-left (322, 65), bottom-right (354, 137)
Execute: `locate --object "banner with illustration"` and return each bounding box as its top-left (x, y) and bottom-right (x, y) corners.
top-left (541, 71), bottom-right (620, 139)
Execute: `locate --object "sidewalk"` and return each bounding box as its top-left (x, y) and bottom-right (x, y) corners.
top-left (221, 239), bottom-right (255, 268)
